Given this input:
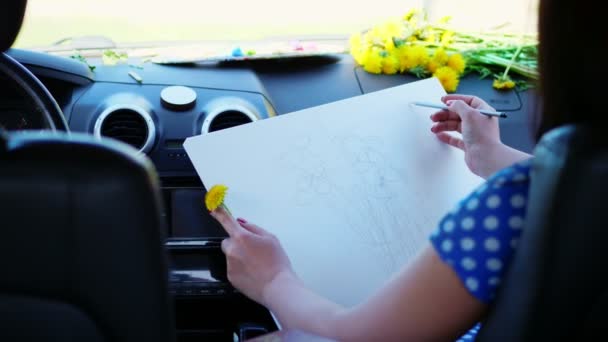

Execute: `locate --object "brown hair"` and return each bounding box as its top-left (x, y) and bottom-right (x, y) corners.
top-left (536, 0), bottom-right (608, 140)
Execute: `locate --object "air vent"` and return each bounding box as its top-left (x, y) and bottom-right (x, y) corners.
top-left (101, 109), bottom-right (147, 146)
top-left (94, 105), bottom-right (156, 153)
top-left (202, 104), bottom-right (258, 134)
top-left (209, 110), bottom-right (253, 132)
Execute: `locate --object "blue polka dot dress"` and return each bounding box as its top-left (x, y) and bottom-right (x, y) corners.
top-left (430, 158), bottom-right (533, 340)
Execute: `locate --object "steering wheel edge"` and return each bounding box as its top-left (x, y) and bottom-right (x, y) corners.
top-left (0, 52), bottom-right (69, 132)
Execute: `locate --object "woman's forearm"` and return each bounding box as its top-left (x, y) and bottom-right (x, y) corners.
top-left (263, 271), bottom-right (346, 338)
top-left (261, 247), bottom-right (488, 341)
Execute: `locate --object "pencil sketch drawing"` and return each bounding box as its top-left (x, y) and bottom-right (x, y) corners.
top-left (278, 133), bottom-right (431, 273)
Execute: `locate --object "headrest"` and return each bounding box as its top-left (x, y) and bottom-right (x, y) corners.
top-left (0, 127), bottom-right (7, 154)
top-left (1, 0), bottom-right (28, 51)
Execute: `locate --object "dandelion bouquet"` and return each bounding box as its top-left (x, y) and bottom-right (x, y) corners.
top-left (349, 9), bottom-right (538, 92)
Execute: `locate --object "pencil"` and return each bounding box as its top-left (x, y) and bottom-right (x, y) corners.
top-left (412, 101), bottom-right (507, 118)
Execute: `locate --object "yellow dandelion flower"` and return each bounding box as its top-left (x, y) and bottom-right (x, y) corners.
top-left (382, 54), bottom-right (400, 75)
top-left (205, 184), bottom-right (228, 212)
top-left (493, 78), bottom-right (516, 90)
top-left (434, 66), bottom-right (460, 92)
top-left (411, 45), bottom-right (429, 67)
top-left (447, 53), bottom-right (466, 74)
top-left (363, 48), bottom-right (383, 74)
top-left (427, 60), bottom-right (440, 73)
top-left (396, 45), bottom-right (429, 72)
top-left (396, 46), bottom-right (416, 72)
top-left (432, 48), bottom-right (449, 65)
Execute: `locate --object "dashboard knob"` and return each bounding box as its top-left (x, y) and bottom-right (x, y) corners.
top-left (160, 85), bottom-right (197, 111)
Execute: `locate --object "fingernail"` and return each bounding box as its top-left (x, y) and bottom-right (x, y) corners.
top-left (446, 100), bottom-right (453, 105)
top-left (237, 218), bottom-right (247, 224)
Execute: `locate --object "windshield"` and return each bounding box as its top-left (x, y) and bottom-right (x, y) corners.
top-left (15, 0), bottom-right (537, 49)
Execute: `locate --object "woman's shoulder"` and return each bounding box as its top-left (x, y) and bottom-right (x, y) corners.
top-left (456, 159), bottom-right (529, 205)
top-left (430, 158), bottom-right (533, 303)
top-left (494, 158), bottom-right (533, 179)
top-left (448, 158), bottom-right (533, 215)
top-left (481, 158), bottom-right (533, 192)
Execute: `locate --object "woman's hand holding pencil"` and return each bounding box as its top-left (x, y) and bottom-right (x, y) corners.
top-left (426, 94), bottom-right (532, 179)
top-left (427, 95), bottom-right (504, 179)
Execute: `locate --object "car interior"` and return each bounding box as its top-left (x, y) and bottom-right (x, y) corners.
top-left (2, 0), bottom-right (607, 341)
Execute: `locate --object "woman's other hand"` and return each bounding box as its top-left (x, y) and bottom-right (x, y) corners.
top-left (210, 207), bottom-right (295, 306)
top-left (430, 94), bottom-right (530, 178)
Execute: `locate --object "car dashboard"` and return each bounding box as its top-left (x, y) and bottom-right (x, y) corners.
top-left (5, 47), bottom-right (538, 340)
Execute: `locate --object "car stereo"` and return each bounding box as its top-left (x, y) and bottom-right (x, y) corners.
top-left (166, 238), bottom-right (238, 298)
top-left (161, 186), bottom-right (228, 238)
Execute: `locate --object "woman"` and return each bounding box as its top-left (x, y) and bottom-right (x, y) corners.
top-left (211, 94), bottom-right (530, 341)
top-left (210, 0), bottom-right (592, 339)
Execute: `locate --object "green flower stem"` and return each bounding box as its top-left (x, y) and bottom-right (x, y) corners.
top-left (471, 54), bottom-right (538, 79)
top-left (221, 203), bottom-right (233, 218)
top-left (463, 44), bottom-right (537, 54)
top-left (502, 44), bottom-right (524, 79)
top-left (446, 30), bottom-right (537, 42)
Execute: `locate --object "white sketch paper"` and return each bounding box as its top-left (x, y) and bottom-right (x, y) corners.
top-left (184, 78), bottom-right (483, 314)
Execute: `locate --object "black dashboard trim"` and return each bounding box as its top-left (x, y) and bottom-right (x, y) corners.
top-left (80, 80), bottom-right (279, 121)
top-left (7, 48), bottom-right (94, 84)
